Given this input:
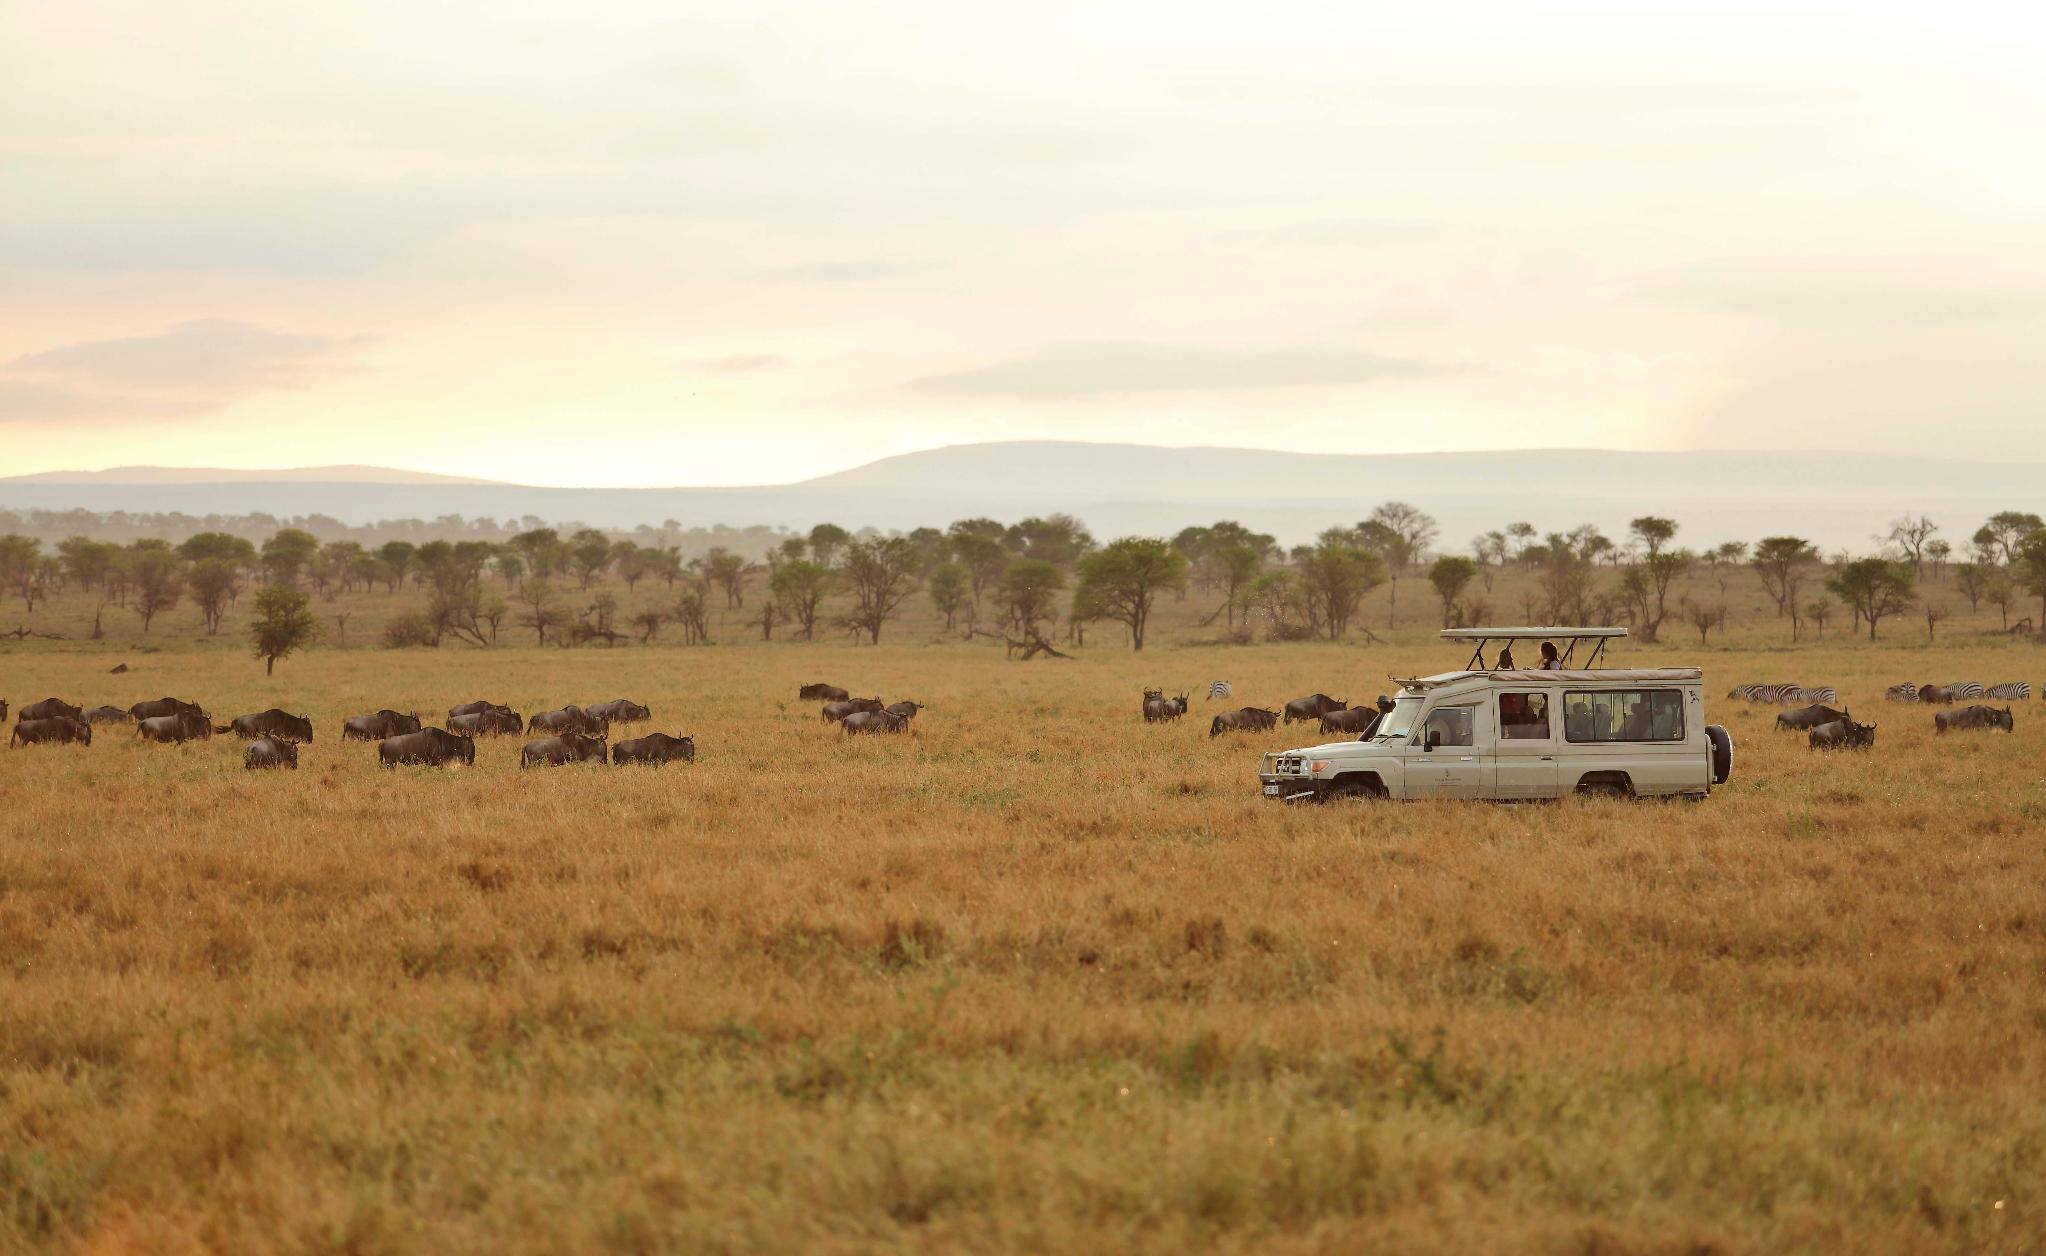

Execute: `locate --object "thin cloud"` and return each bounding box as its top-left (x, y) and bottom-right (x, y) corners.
top-left (0, 379), bottom-right (212, 423)
top-left (9, 319), bottom-right (352, 391)
top-left (1628, 265), bottom-right (2046, 323)
top-left (906, 340), bottom-right (1462, 399)
top-left (759, 260), bottom-right (925, 284)
top-left (698, 353), bottom-right (786, 373)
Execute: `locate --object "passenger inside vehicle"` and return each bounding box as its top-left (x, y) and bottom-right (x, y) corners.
top-left (1499, 692), bottom-right (1550, 739)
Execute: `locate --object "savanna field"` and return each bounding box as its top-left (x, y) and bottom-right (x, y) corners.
top-left (5, 580), bottom-right (2046, 1252)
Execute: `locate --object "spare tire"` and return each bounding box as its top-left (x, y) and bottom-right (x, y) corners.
top-left (1706, 724), bottom-right (1733, 785)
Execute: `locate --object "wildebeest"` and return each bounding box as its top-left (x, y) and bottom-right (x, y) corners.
top-left (343, 710), bottom-right (422, 741)
top-left (377, 727), bottom-right (475, 768)
top-left (10, 716), bottom-right (90, 747)
top-left (82, 705), bottom-right (133, 725)
top-left (218, 709), bottom-right (314, 743)
top-left (1143, 693), bottom-right (1189, 723)
top-left (1918, 683), bottom-right (1984, 705)
top-left (520, 731), bottom-right (608, 766)
top-left (244, 736), bottom-right (300, 769)
top-left (448, 699), bottom-right (512, 719)
top-left (585, 699), bottom-right (652, 724)
top-left (19, 698), bottom-right (83, 723)
top-left (1318, 706), bottom-right (1379, 736)
top-left (527, 705), bottom-right (607, 736)
top-left (138, 712), bottom-right (212, 743)
top-left (799, 683), bottom-right (850, 702)
top-left (129, 697), bottom-right (205, 722)
top-left (885, 700), bottom-right (925, 720)
top-left (611, 732), bottom-right (695, 764)
top-left (448, 708), bottom-right (523, 737)
top-left (1808, 719), bottom-right (1876, 750)
top-left (1210, 707), bottom-right (1280, 737)
top-left (1935, 705), bottom-right (2014, 735)
top-left (1775, 704), bottom-right (1848, 731)
top-left (822, 697), bottom-right (884, 723)
top-left (1283, 694), bottom-right (1347, 724)
top-left (843, 709), bottom-right (910, 735)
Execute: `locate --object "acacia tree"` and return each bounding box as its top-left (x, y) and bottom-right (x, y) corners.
top-left (1974, 512), bottom-right (2044, 566)
top-left (2016, 530), bottom-right (2046, 626)
top-left (1428, 556), bottom-right (1475, 627)
top-left (249, 584), bottom-right (318, 674)
top-left (769, 559), bottom-right (832, 639)
top-left (187, 558), bottom-right (241, 634)
top-left (926, 563), bottom-right (968, 630)
top-left (839, 537), bottom-right (921, 644)
top-left (997, 558), bottom-right (1064, 634)
top-left (1751, 536), bottom-right (1817, 634)
top-left (1295, 531), bottom-right (1384, 641)
top-left (0, 534), bottom-right (44, 613)
top-left (128, 544), bottom-right (183, 632)
top-left (1074, 537), bottom-right (1187, 651)
top-left (1826, 558), bottom-right (1915, 641)
top-left (1883, 515), bottom-right (1939, 575)
top-left (807, 523), bottom-right (852, 567)
top-left (260, 528), bottom-right (319, 586)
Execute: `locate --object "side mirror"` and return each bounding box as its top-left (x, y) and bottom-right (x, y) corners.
top-left (1424, 730), bottom-right (1441, 752)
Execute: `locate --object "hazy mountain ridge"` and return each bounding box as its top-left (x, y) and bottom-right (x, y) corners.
top-left (2, 443), bottom-right (2035, 551)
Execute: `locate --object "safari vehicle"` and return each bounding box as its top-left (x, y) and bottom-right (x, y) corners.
top-left (1258, 627), bottom-right (1733, 802)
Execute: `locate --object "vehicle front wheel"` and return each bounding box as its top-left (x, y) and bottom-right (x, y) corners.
top-left (1322, 777), bottom-right (1386, 803)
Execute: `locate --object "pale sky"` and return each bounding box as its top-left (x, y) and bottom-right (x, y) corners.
top-left (2, 2), bottom-right (2042, 485)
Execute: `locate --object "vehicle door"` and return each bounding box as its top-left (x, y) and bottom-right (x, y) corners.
top-left (1494, 689), bottom-right (1561, 799)
top-left (1410, 703), bottom-right (1485, 798)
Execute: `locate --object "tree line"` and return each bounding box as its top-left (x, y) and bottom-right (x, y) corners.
top-left (4, 506), bottom-right (2045, 662)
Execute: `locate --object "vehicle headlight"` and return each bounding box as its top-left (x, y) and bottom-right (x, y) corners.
top-left (1310, 760), bottom-right (1331, 774)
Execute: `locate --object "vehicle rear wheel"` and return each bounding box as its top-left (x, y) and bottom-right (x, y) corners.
top-left (1574, 773), bottom-right (1634, 798)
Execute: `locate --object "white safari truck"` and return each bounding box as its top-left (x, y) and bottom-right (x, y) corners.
top-left (1258, 628), bottom-right (1733, 802)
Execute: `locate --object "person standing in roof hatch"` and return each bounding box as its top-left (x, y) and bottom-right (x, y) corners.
top-left (1539, 640), bottom-right (1562, 670)
top-left (1495, 644), bottom-right (1516, 670)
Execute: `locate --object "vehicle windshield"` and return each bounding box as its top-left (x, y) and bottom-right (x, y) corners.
top-left (1371, 697), bottom-right (1424, 741)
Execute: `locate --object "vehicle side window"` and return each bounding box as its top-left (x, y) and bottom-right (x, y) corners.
top-left (1562, 689), bottom-right (1685, 743)
top-left (1499, 692), bottom-right (1550, 740)
top-left (1420, 706), bottom-right (1474, 748)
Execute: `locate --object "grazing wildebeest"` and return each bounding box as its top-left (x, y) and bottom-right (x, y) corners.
top-left (343, 710), bottom-right (421, 741)
top-left (1935, 705), bottom-right (2014, 735)
top-left (611, 733), bottom-right (695, 764)
top-left (885, 700), bottom-right (925, 721)
top-left (527, 705), bottom-right (607, 736)
top-left (448, 699), bottom-right (512, 720)
top-left (1918, 683), bottom-right (1983, 705)
top-left (138, 712), bottom-right (212, 743)
top-left (19, 698), bottom-right (83, 723)
top-left (1283, 694), bottom-right (1347, 724)
top-left (244, 736), bottom-right (300, 769)
top-left (448, 708), bottom-right (523, 737)
top-left (520, 731), bottom-right (608, 766)
top-left (1143, 693), bottom-right (1189, 723)
top-left (377, 728), bottom-right (475, 768)
top-left (10, 717), bottom-right (90, 747)
top-left (1210, 707), bottom-right (1280, 737)
top-left (129, 697), bottom-right (205, 722)
top-left (799, 683), bottom-right (850, 702)
top-left (218, 709), bottom-right (314, 743)
top-left (821, 697), bottom-right (884, 723)
top-left (585, 699), bottom-right (652, 724)
top-left (1775, 704), bottom-right (1848, 731)
top-left (1808, 719), bottom-right (1876, 750)
top-left (82, 705), bottom-right (133, 725)
top-left (842, 709), bottom-right (910, 735)
top-left (1318, 706), bottom-right (1378, 735)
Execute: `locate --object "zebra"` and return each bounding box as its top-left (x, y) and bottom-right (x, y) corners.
top-left (1986, 682), bottom-right (2032, 701)
top-left (1948, 682), bottom-right (1987, 700)
top-left (1726, 684), bottom-right (1759, 700)
top-left (1885, 683), bottom-right (1919, 702)
top-left (1792, 686), bottom-right (1837, 705)
top-left (1744, 684), bottom-right (1800, 703)
top-left (1206, 681), bottom-right (1232, 702)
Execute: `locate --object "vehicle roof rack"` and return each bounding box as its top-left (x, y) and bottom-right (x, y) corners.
top-left (1440, 626), bottom-right (1628, 670)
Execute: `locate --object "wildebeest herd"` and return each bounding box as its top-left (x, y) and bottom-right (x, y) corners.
top-left (1162, 689), bottom-right (1399, 739)
top-left (801, 683), bottom-right (926, 735)
top-left (5, 693), bottom-right (696, 769)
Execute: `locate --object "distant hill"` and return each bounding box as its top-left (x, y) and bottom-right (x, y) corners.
top-left (0, 464), bottom-right (504, 486)
top-left (2, 442), bottom-right (2037, 551)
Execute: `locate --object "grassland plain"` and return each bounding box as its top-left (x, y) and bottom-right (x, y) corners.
top-left (4, 624), bottom-right (2046, 1252)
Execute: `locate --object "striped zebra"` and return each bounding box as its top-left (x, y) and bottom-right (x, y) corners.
top-left (1791, 686), bottom-right (1837, 705)
top-left (1744, 684), bottom-right (1801, 703)
top-left (1884, 683), bottom-right (1919, 702)
top-left (1206, 681), bottom-right (1232, 702)
top-left (1947, 682), bottom-right (1987, 700)
top-left (1986, 682), bottom-right (2032, 701)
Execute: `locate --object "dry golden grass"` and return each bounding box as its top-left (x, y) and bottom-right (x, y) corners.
top-left (4, 612), bottom-right (2046, 1251)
